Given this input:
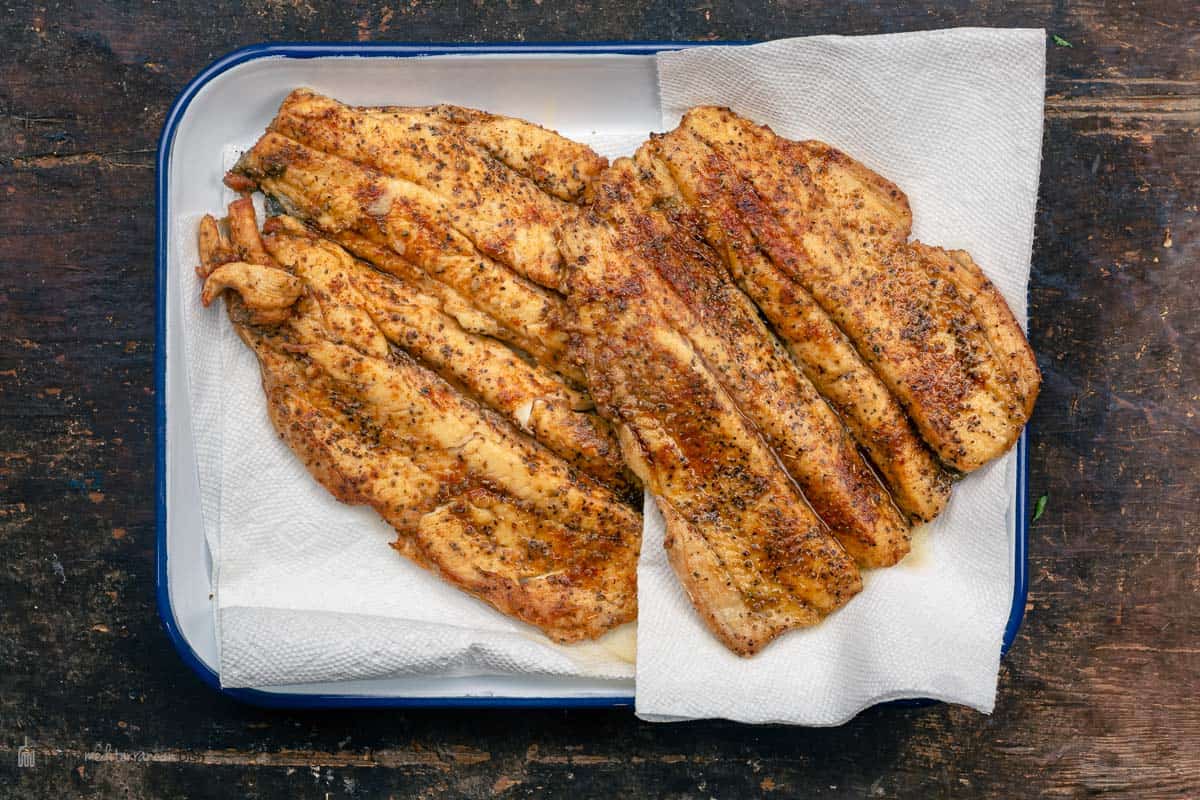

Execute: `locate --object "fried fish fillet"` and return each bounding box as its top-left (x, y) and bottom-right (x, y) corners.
top-left (649, 127), bottom-right (952, 521)
top-left (326, 227), bottom-right (509, 342)
top-left (228, 132), bottom-right (583, 384)
top-left (297, 334), bottom-right (634, 539)
top-left (586, 151), bottom-right (910, 566)
top-left (912, 243), bottom-right (1041, 421)
top-left (259, 214), bottom-right (635, 496)
top-left (199, 199), bottom-right (639, 643)
top-left (425, 103), bottom-right (608, 201)
top-left (560, 205), bottom-right (861, 656)
top-left (795, 139), bottom-right (914, 242)
top-left (267, 88), bottom-right (585, 292)
top-left (794, 133), bottom-right (1040, 414)
top-left (661, 107), bottom-right (1040, 473)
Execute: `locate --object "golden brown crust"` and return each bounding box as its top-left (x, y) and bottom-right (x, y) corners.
top-left (659, 501), bottom-right (818, 655)
top-left (587, 152), bottom-right (911, 566)
top-left (268, 89), bottom-right (578, 292)
top-left (325, 97), bottom-right (608, 203)
top-left (327, 226), bottom-right (509, 341)
top-left (195, 201), bottom-right (641, 643)
top-left (561, 207), bottom-right (861, 656)
top-left (298, 335), bottom-right (639, 547)
top-left (261, 220), bottom-right (636, 497)
top-left (916, 244), bottom-right (1042, 420)
top-left (649, 126), bottom-right (952, 521)
top-left (795, 139), bottom-right (913, 242)
top-left (229, 131), bottom-right (583, 384)
top-left (669, 106), bottom-right (1036, 473)
top-left (425, 103), bottom-right (609, 201)
top-left (412, 488), bottom-right (637, 642)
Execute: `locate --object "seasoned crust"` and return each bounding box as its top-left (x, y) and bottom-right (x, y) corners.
top-left (561, 205), bottom-right (862, 656)
top-left (666, 106), bottom-right (1037, 473)
top-left (649, 125), bottom-right (952, 521)
top-left (196, 200), bottom-right (641, 643)
top-left (587, 151), bottom-right (912, 566)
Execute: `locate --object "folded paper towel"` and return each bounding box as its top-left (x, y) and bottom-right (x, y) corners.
top-left (636, 29), bottom-right (1044, 724)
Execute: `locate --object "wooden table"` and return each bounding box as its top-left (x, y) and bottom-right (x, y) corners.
top-left (1, 3), bottom-right (1196, 797)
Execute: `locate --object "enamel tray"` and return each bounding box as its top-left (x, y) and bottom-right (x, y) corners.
top-left (155, 42), bottom-right (1030, 709)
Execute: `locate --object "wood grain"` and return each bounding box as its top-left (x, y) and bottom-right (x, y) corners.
top-left (1, 1), bottom-right (1197, 798)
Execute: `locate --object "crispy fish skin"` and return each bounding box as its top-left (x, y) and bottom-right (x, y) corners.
top-left (269, 89), bottom-right (573, 291)
top-left (590, 153), bottom-right (910, 566)
top-left (228, 132), bottom-right (582, 384)
top-left (672, 106), bottom-right (1037, 473)
top-left (650, 129), bottom-right (952, 522)
top-left (200, 201), bottom-right (639, 643)
top-left (260, 217), bottom-right (636, 496)
top-left (561, 210), bottom-right (861, 656)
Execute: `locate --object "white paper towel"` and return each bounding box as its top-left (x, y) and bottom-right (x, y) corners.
top-left (178, 141), bottom-right (646, 689)
top-left (636, 29), bottom-right (1045, 723)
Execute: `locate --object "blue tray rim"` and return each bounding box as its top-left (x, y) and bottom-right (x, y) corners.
top-left (155, 40), bottom-right (1031, 711)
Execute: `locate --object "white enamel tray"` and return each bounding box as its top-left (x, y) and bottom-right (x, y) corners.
top-left (155, 43), bottom-right (1029, 709)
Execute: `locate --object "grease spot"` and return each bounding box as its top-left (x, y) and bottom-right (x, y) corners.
top-left (596, 621), bottom-right (637, 664)
top-left (901, 523), bottom-right (933, 570)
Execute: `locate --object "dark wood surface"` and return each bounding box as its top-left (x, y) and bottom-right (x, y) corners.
top-left (1, 2), bottom-right (1197, 798)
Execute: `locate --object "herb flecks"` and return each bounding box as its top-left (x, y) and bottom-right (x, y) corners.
top-left (1052, 34), bottom-right (1074, 48)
